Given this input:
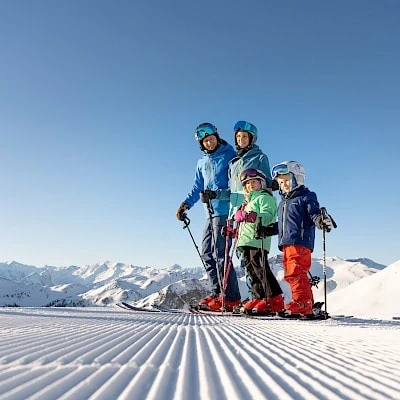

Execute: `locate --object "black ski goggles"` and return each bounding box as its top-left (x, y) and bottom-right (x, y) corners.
top-left (240, 168), bottom-right (264, 183)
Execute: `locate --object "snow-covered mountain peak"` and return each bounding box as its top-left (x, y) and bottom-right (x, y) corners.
top-left (0, 257), bottom-right (394, 312)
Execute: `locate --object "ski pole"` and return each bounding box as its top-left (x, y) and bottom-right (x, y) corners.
top-left (182, 216), bottom-right (207, 273)
top-left (256, 217), bottom-right (268, 305)
top-left (221, 221), bottom-right (240, 305)
top-left (320, 207), bottom-right (337, 319)
top-left (221, 220), bottom-right (232, 312)
top-left (322, 219), bottom-right (328, 318)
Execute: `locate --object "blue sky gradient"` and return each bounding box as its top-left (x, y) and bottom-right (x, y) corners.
top-left (1, 1), bottom-right (399, 268)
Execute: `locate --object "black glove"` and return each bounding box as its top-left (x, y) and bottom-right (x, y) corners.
top-left (176, 202), bottom-right (189, 221)
top-left (255, 222), bottom-right (278, 239)
top-left (200, 190), bottom-right (217, 203)
top-left (271, 180), bottom-right (279, 191)
top-left (315, 215), bottom-right (333, 232)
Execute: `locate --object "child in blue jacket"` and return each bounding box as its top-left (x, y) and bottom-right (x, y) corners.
top-left (272, 161), bottom-right (332, 316)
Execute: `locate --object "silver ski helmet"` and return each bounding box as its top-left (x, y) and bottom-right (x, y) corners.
top-left (234, 120), bottom-right (258, 146)
top-left (271, 161), bottom-right (306, 187)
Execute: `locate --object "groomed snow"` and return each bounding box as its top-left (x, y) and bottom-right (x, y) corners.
top-left (0, 307), bottom-right (399, 400)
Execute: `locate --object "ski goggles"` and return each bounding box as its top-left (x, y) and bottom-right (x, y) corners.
top-left (271, 163), bottom-right (290, 178)
top-left (194, 123), bottom-right (217, 141)
top-left (240, 168), bottom-right (265, 184)
top-left (233, 121), bottom-right (257, 136)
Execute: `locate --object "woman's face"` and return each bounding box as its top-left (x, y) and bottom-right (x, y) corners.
top-left (236, 131), bottom-right (250, 149)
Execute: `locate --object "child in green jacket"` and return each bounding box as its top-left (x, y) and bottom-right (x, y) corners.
top-left (235, 168), bottom-right (284, 315)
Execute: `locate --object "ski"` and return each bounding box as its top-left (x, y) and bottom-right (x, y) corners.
top-left (118, 301), bottom-right (354, 320)
top-left (244, 313), bottom-right (355, 321)
top-left (116, 303), bottom-right (131, 310)
top-left (151, 304), bottom-right (184, 314)
top-left (118, 302), bottom-right (197, 315)
top-left (188, 304), bottom-right (241, 316)
top-left (118, 302), bottom-right (161, 313)
top-left (189, 304), bottom-right (209, 311)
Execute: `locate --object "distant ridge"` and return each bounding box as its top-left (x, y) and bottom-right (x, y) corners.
top-left (0, 257), bottom-right (391, 309)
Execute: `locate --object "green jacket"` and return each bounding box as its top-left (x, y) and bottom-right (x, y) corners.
top-left (236, 189), bottom-right (277, 252)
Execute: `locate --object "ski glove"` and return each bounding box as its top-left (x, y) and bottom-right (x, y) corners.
top-left (271, 180), bottom-right (279, 192)
top-left (176, 202), bottom-right (189, 221)
top-left (234, 210), bottom-right (257, 223)
top-left (221, 225), bottom-right (237, 238)
top-left (200, 190), bottom-right (217, 203)
top-left (315, 215), bottom-right (333, 232)
top-left (255, 222), bottom-right (278, 239)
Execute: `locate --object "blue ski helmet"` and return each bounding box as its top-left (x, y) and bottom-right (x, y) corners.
top-left (233, 120), bottom-right (258, 144)
top-left (194, 122), bottom-right (218, 142)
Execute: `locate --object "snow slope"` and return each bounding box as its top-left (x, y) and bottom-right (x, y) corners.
top-left (320, 260), bottom-right (400, 319)
top-left (0, 307), bottom-right (399, 400)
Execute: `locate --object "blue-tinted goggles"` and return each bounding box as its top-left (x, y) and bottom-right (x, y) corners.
top-left (240, 168), bottom-right (261, 183)
top-left (234, 120), bottom-right (257, 136)
top-left (195, 123), bottom-right (217, 141)
top-left (271, 163), bottom-right (289, 178)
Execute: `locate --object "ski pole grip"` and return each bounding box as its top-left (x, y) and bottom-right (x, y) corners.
top-left (183, 216), bottom-right (190, 229)
top-left (320, 207), bottom-right (337, 229)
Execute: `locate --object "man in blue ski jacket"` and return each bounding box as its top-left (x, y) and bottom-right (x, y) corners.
top-left (176, 122), bottom-right (241, 311)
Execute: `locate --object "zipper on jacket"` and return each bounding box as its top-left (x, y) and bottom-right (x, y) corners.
top-left (280, 199), bottom-right (288, 245)
top-left (301, 221), bottom-right (304, 240)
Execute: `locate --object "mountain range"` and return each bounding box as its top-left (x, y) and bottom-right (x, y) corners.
top-left (0, 257), bottom-right (388, 309)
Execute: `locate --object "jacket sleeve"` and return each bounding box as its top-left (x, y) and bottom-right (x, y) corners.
top-left (306, 191), bottom-right (321, 223)
top-left (258, 154), bottom-right (272, 186)
top-left (183, 163), bottom-right (204, 209)
top-left (215, 188), bottom-right (230, 200)
top-left (257, 194), bottom-right (277, 226)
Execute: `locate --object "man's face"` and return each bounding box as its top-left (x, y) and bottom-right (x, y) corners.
top-left (202, 135), bottom-right (218, 151)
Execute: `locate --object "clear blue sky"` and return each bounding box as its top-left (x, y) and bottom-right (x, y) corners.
top-left (1, 1), bottom-right (399, 268)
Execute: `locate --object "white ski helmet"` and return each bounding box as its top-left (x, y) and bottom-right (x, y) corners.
top-left (271, 161), bottom-right (306, 186)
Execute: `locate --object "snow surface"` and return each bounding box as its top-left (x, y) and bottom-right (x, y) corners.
top-left (1, 260), bottom-right (400, 399)
top-left (0, 307), bottom-right (399, 400)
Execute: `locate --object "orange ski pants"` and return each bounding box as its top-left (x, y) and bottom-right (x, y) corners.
top-left (282, 244), bottom-right (314, 303)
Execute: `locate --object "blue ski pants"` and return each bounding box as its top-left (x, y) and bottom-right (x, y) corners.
top-left (201, 215), bottom-right (241, 302)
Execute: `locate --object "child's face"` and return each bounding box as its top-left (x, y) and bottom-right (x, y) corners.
top-left (245, 178), bottom-right (261, 192)
top-left (236, 131), bottom-right (250, 149)
top-left (276, 173), bottom-right (291, 193)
